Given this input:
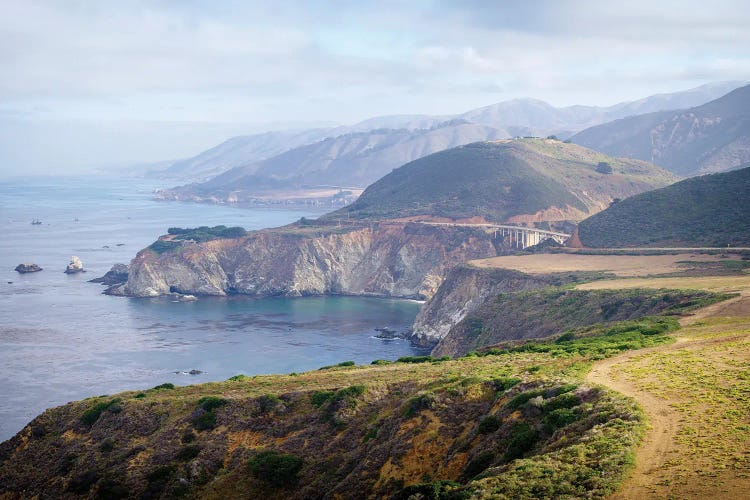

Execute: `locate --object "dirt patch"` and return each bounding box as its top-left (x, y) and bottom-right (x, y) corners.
top-left (469, 253), bottom-right (740, 277)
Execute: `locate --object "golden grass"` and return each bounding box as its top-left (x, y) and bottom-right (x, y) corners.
top-left (468, 253), bottom-right (739, 277)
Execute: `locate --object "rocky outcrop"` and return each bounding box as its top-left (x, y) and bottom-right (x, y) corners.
top-left (410, 265), bottom-right (562, 347)
top-left (14, 263), bottom-right (42, 274)
top-left (117, 223), bottom-right (500, 299)
top-left (64, 256), bottom-right (84, 274)
top-left (89, 263), bottom-right (129, 286)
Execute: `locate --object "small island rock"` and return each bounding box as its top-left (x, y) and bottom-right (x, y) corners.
top-left (89, 263), bottom-right (129, 285)
top-left (64, 256), bottom-right (85, 274)
top-left (15, 263), bottom-right (42, 274)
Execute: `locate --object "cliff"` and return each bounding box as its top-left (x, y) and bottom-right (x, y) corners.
top-left (118, 223), bottom-right (500, 299)
top-left (410, 266), bottom-right (562, 347)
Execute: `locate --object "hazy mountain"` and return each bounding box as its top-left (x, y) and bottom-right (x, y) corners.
top-left (459, 81), bottom-right (744, 133)
top-left (326, 138), bottom-right (676, 224)
top-left (157, 121), bottom-right (515, 202)
top-left (156, 82), bottom-right (743, 184)
top-left (154, 129), bottom-right (334, 182)
top-left (572, 84), bottom-right (750, 176)
top-left (577, 164), bottom-right (750, 247)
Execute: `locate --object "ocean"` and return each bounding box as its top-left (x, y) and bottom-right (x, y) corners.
top-left (0, 177), bottom-right (424, 441)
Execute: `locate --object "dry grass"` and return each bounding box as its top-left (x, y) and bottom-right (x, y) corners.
top-left (468, 253), bottom-right (741, 277)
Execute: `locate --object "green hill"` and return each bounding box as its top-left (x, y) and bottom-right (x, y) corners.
top-left (327, 139), bottom-right (675, 224)
top-left (577, 165), bottom-right (750, 247)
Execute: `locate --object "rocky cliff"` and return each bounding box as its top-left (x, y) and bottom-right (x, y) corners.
top-left (118, 223), bottom-right (500, 300)
top-left (410, 266), bottom-right (561, 347)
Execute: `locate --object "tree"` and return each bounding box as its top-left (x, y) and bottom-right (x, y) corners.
top-left (596, 162), bottom-right (613, 174)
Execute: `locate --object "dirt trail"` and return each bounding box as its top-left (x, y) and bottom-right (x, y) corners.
top-left (587, 295), bottom-right (750, 498)
top-left (586, 345), bottom-right (680, 499)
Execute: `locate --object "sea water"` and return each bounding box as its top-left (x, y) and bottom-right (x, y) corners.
top-left (0, 177), bottom-right (424, 441)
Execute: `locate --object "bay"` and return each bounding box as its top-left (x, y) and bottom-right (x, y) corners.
top-left (0, 177), bottom-right (424, 441)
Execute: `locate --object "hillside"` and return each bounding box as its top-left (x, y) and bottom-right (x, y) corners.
top-left (156, 121), bottom-right (512, 203)
top-left (153, 82), bottom-right (741, 186)
top-left (328, 139), bottom-right (676, 224)
top-left (577, 165), bottom-right (750, 247)
top-left (572, 84), bottom-right (750, 176)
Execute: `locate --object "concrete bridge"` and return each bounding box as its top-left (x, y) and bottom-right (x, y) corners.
top-left (415, 222), bottom-right (571, 249)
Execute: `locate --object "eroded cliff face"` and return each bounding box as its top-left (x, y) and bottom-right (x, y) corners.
top-left (410, 266), bottom-right (559, 347)
top-left (120, 223), bottom-right (499, 299)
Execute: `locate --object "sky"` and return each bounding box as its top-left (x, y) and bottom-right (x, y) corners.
top-left (1, 0), bottom-right (749, 175)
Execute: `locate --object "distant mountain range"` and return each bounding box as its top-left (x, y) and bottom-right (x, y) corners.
top-left (325, 138), bottom-right (676, 224)
top-left (577, 164), bottom-right (750, 247)
top-left (152, 81), bottom-right (743, 189)
top-left (572, 84), bottom-right (750, 176)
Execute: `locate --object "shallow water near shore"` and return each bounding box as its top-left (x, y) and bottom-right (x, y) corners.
top-left (0, 177), bottom-right (424, 441)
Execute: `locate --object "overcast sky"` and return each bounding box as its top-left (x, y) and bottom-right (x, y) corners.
top-left (1, 0), bottom-right (749, 175)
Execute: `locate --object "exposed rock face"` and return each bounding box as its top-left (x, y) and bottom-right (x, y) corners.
top-left (119, 223), bottom-right (500, 299)
top-left (89, 263), bottom-right (129, 285)
top-left (410, 265), bottom-right (560, 347)
top-left (64, 256), bottom-right (84, 274)
top-left (14, 263), bottom-right (42, 274)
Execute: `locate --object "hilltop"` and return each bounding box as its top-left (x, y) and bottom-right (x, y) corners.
top-left (327, 139), bottom-right (675, 224)
top-left (572, 84), bottom-right (750, 176)
top-left (577, 165), bottom-right (750, 247)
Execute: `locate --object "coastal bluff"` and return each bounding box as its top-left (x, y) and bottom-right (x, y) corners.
top-left (116, 222), bottom-right (500, 300)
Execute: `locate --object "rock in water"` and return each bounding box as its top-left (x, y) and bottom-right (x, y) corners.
top-left (15, 263), bottom-right (42, 273)
top-left (64, 256), bottom-right (84, 274)
top-left (89, 263), bottom-right (129, 285)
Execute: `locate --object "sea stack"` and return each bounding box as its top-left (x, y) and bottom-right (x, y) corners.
top-left (64, 256), bottom-right (84, 274)
top-left (15, 263), bottom-right (42, 273)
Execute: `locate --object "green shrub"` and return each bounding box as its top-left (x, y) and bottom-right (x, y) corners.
top-left (395, 480), bottom-right (467, 500)
top-left (463, 451), bottom-right (495, 479)
top-left (371, 359), bottom-right (391, 365)
top-left (311, 390), bottom-right (335, 408)
top-left (258, 394), bottom-right (281, 414)
top-left (336, 360), bottom-right (355, 367)
top-left (478, 415), bottom-right (501, 434)
top-left (396, 355), bottom-right (446, 364)
top-left (404, 393), bottom-right (436, 417)
top-left (247, 450), bottom-right (304, 487)
top-left (543, 408), bottom-right (579, 432)
top-left (335, 385), bottom-right (366, 399)
top-left (99, 438), bottom-right (114, 453)
top-left (505, 422), bottom-right (538, 460)
top-left (492, 377), bottom-right (521, 392)
top-left (80, 398), bottom-right (121, 426)
top-left (192, 411), bottom-right (217, 431)
top-left (197, 396), bottom-right (228, 412)
top-left (227, 374), bottom-right (247, 381)
top-left (133, 392), bottom-right (146, 399)
top-left (152, 383), bottom-right (175, 390)
top-left (506, 390), bottom-right (545, 410)
top-left (543, 392), bottom-right (580, 412)
top-left (596, 162), bottom-right (613, 174)
top-left (149, 240), bottom-right (180, 254)
top-left (176, 444), bottom-right (202, 461)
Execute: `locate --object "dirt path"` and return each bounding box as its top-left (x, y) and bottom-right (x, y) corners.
top-left (587, 294), bottom-right (750, 498)
top-left (586, 345), bottom-right (680, 498)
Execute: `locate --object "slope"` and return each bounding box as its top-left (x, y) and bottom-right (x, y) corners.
top-left (577, 165), bottom-right (750, 247)
top-left (572, 84), bottom-right (750, 176)
top-left (329, 138), bottom-right (676, 224)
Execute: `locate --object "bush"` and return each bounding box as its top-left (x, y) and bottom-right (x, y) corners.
top-left (596, 161), bottom-right (613, 174)
top-left (395, 480), bottom-right (467, 500)
top-left (149, 240), bottom-right (180, 254)
top-left (257, 394), bottom-right (281, 414)
top-left (478, 415), bottom-right (501, 434)
top-left (492, 377), bottom-right (521, 392)
top-left (192, 411), bottom-right (217, 431)
top-left (197, 396), bottom-right (228, 412)
top-left (311, 390), bottom-right (335, 408)
top-left (506, 390), bottom-right (545, 410)
top-left (543, 408), bottom-right (579, 432)
top-left (505, 422), bottom-right (538, 460)
top-left (152, 383), bottom-right (175, 390)
top-left (463, 451), bottom-right (495, 479)
top-left (247, 450), bottom-right (304, 487)
top-left (371, 359), bottom-right (391, 365)
top-left (404, 393), bottom-right (436, 417)
top-left (176, 444), bottom-right (202, 461)
top-left (396, 355), bottom-right (447, 364)
top-left (227, 374), bottom-right (247, 381)
top-left (80, 398), bottom-right (121, 426)
top-left (337, 361), bottom-right (355, 367)
top-left (543, 392), bottom-right (580, 412)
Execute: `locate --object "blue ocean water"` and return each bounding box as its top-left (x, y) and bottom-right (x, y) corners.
top-left (0, 177), bottom-right (424, 441)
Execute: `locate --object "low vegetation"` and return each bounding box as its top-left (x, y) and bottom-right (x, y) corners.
top-left (578, 165), bottom-right (750, 247)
